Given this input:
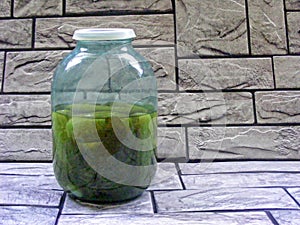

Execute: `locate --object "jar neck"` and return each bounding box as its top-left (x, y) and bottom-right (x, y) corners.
top-left (75, 39), bottom-right (133, 52)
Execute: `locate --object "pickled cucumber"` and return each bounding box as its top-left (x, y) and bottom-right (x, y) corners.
top-left (52, 102), bottom-right (157, 203)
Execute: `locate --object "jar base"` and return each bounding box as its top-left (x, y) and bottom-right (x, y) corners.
top-left (67, 187), bottom-right (146, 204)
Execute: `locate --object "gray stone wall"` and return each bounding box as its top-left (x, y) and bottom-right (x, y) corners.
top-left (0, 0), bottom-right (299, 161)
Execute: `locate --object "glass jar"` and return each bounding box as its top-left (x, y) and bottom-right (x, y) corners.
top-left (51, 29), bottom-right (157, 203)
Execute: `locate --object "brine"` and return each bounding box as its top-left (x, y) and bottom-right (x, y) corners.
top-left (52, 102), bottom-right (157, 203)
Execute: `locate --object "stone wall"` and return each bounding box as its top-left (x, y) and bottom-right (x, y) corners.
top-left (0, 0), bottom-right (299, 162)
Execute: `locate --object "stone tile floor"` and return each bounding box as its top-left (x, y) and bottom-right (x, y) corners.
top-left (1, 161), bottom-right (300, 225)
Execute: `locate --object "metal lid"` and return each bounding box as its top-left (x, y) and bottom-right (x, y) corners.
top-left (72, 28), bottom-right (136, 41)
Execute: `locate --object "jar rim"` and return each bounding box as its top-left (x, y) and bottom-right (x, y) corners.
top-left (72, 28), bottom-right (136, 41)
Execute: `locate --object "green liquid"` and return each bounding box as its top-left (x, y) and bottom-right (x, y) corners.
top-left (52, 103), bottom-right (157, 203)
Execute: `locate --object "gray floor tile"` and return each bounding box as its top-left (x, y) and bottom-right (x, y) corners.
top-left (154, 188), bottom-right (299, 212)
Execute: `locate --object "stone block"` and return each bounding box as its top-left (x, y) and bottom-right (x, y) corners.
top-left (63, 192), bottom-right (153, 214)
top-left (286, 0), bottom-right (300, 10)
top-left (0, 207), bottom-right (58, 225)
top-left (179, 161), bottom-right (300, 174)
top-left (179, 58), bottom-right (274, 90)
top-left (0, 129), bottom-right (52, 161)
top-left (274, 56), bottom-right (300, 88)
top-left (154, 188), bottom-right (299, 212)
top-left (0, 163), bottom-right (53, 175)
top-left (176, 0), bottom-right (248, 56)
top-left (188, 126), bottom-right (300, 160)
top-left (0, 19), bottom-right (32, 49)
top-left (148, 163), bottom-right (183, 190)
top-left (137, 47), bottom-right (176, 91)
top-left (58, 212), bottom-right (273, 225)
top-left (287, 12), bottom-right (300, 54)
top-left (182, 173), bottom-right (300, 189)
top-left (35, 15), bottom-right (174, 48)
top-left (271, 210), bottom-right (300, 225)
top-left (157, 127), bottom-right (186, 158)
top-left (0, 0), bottom-right (10, 17)
top-left (14, 0), bottom-right (62, 17)
top-left (158, 92), bottom-right (253, 124)
top-left (0, 175), bottom-right (62, 206)
top-left (66, 0), bottom-right (172, 14)
top-left (248, 0), bottom-right (287, 54)
top-left (0, 95), bottom-right (51, 126)
top-left (287, 188), bottom-right (300, 204)
top-left (4, 51), bottom-right (69, 92)
top-left (256, 91), bottom-right (300, 123)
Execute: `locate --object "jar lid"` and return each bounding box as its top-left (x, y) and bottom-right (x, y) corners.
top-left (72, 28), bottom-right (136, 41)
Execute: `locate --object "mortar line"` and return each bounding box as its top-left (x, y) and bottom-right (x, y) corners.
top-left (54, 192), bottom-right (67, 225)
top-left (244, 0), bottom-right (252, 55)
top-left (265, 211), bottom-right (280, 225)
top-left (1, 52), bottom-right (7, 93)
top-left (283, 0), bottom-right (291, 54)
top-left (271, 56), bottom-right (277, 89)
top-left (171, 0), bottom-right (180, 92)
top-left (31, 18), bottom-right (36, 49)
top-left (10, 0), bottom-right (14, 18)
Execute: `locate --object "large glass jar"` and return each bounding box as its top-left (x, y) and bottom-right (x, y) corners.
top-left (51, 29), bottom-right (157, 203)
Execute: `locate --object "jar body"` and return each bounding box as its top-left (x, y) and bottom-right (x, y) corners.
top-left (51, 39), bottom-right (157, 203)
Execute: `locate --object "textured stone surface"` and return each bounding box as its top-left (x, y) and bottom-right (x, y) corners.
top-left (0, 175), bottom-right (62, 205)
top-left (0, 0), bottom-right (10, 17)
top-left (178, 58), bottom-right (274, 90)
top-left (154, 188), bottom-right (299, 212)
top-left (58, 212), bottom-right (273, 225)
top-left (137, 47), bottom-right (176, 90)
top-left (271, 210), bottom-right (300, 225)
top-left (158, 92), bottom-right (253, 124)
top-left (35, 15), bottom-right (174, 48)
top-left (176, 0), bottom-right (248, 56)
top-left (148, 163), bottom-right (182, 190)
top-left (182, 173), bottom-right (300, 189)
top-left (63, 192), bottom-right (153, 214)
top-left (157, 127), bottom-right (186, 158)
top-left (287, 12), bottom-right (300, 54)
top-left (0, 206), bottom-right (58, 225)
top-left (4, 51), bottom-right (69, 92)
top-left (274, 56), bottom-right (300, 88)
top-left (286, 0), bottom-right (300, 10)
top-left (0, 95), bottom-right (51, 126)
top-left (66, 0), bottom-right (172, 14)
top-left (14, 0), bottom-right (62, 17)
top-left (0, 175), bottom-right (61, 191)
top-left (179, 161), bottom-right (300, 174)
top-left (0, 129), bottom-right (52, 161)
top-left (248, 0), bottom-right (287, 54)
top-left (0, 19), bottom-right (32, 49)
top-left (256, 91), bottom-right (300, 123)
top-left (188, 126), bottom-right (300, 160)
top-left (287, 188), bottom-right (300, 204)
top-left (0, 163), bottom-right (53, 175)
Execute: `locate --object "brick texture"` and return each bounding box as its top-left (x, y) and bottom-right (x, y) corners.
top-left (0, 0), bottom-right (299, 161)
top-left (66, 0), bottom-right (172, 14)
top-left (287, 12), bottom-right (300, 54)
top-left (35, 15), bottom-right (174, 48)
top-left (0, 0), bottom-right (11, 17)
top-left (0, 19), bottom-right (32, 49)
top-left (256, 91), bottom-right (300, 123)
top-left (179, 58), bottom-right (274, 90)
top-left (14, 0), bottom-right (62, 17)
top-left (176, 0), bottom-right (248, 56)
top-left (248, 0), bottom-right (287, 54)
